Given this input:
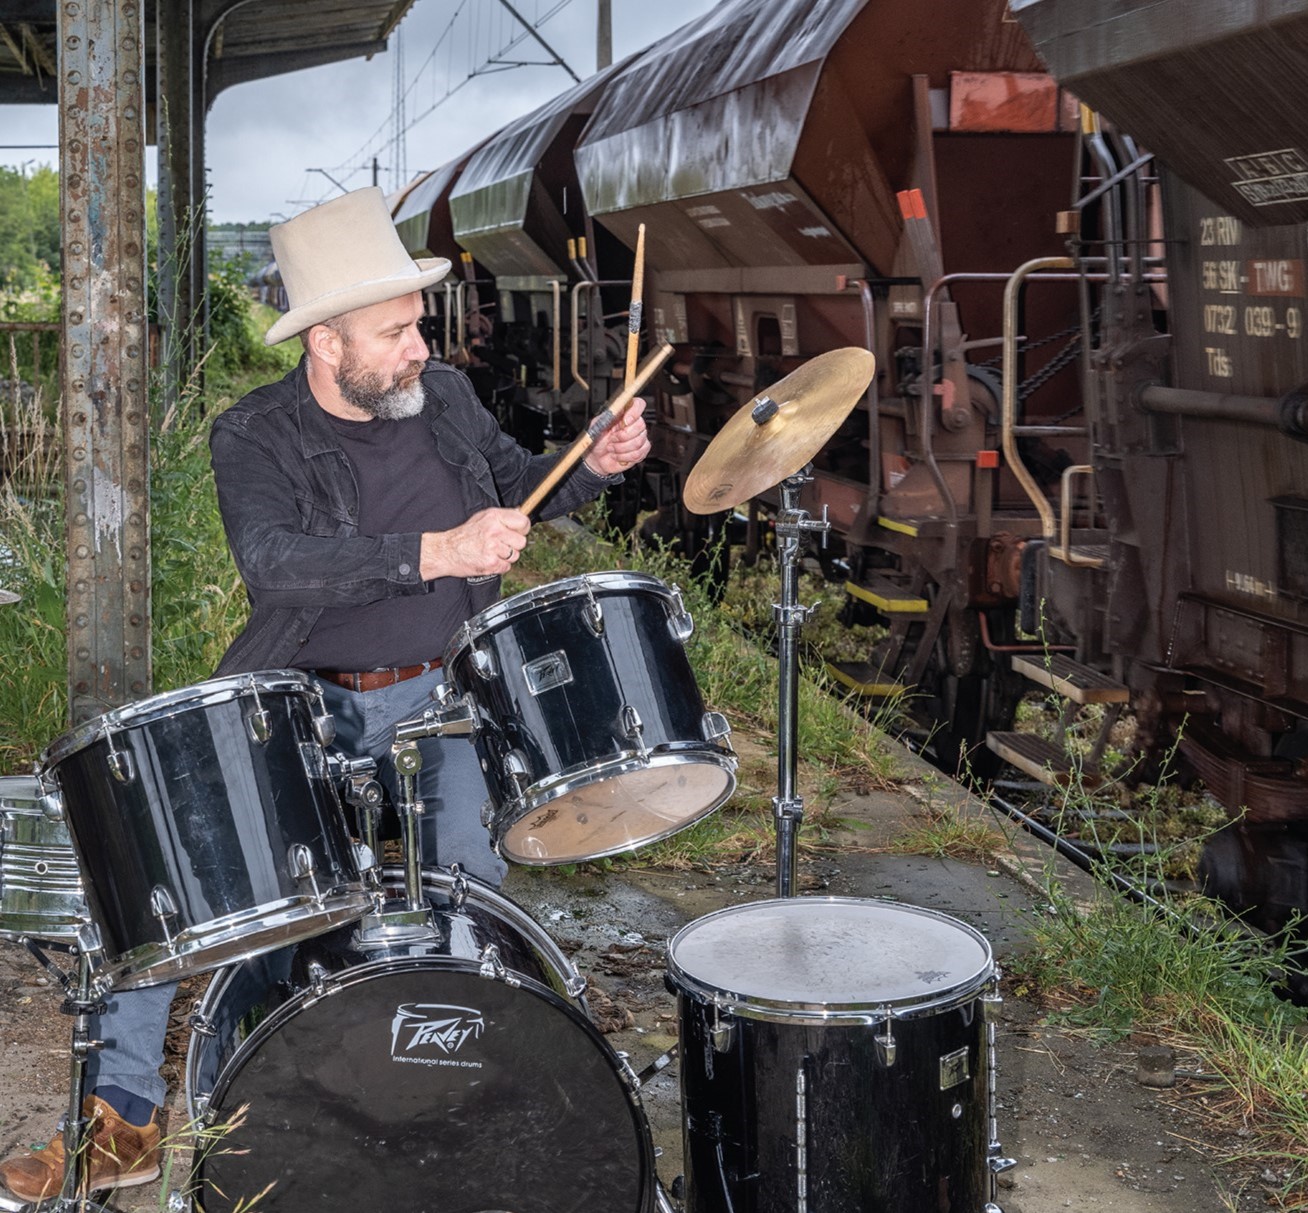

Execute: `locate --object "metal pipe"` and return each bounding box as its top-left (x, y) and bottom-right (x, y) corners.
top-left (772, 475), bottom-right (829, 897)
top-left (855, 279), bottom-right (881, 518)
top-left (571, 282), bottom-right (589, 391)
top-left (1139, 384), bottom-right (1280, 426)
top-left (551, 279), bottom-right (562, 394)
top-left (1011, 425), bottom-right (1090, 437)
top-left (1002, 258), bottom-right (1076, 541)
top-left (1083, 115), bottom-right (1124, 285)
top-left (443, 281), bottom-right (455, 360)
top-left (1115, 132), bottom-right (1147, 281)
top-left (1074, 149), bottom-right (1155, 212)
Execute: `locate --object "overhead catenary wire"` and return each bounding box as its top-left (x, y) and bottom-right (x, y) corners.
top-left (305, 0), bottom-right (579, 209)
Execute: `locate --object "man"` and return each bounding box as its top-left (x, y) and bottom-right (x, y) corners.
top-left (0, 186), bottom-right (648, 1202)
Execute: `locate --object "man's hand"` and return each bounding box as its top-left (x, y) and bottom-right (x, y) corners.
top-left (584, 402), bottom-right (651, 476)
top-left (420, 508), bottom-right (529, 579)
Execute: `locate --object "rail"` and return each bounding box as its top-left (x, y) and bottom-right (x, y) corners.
top-left (1001, 257), bottom-right (1078, 541)
top-left (1139, 384), bottom-right (1282, 426)
top-left (918, 269), bottom-right (1095, 529)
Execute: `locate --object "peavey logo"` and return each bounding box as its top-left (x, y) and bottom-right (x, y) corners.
top-left (390, 1003), bottom-right (486, 1068)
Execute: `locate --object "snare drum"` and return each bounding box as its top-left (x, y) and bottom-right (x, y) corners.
top-left (41, 672), bottom-right (371, 991)
top-left (0, 775), bottom-right (88, 945)
top-left (445, 571), bottom-right (736, 864)
top-left (187, 867), bottom-right (656, 1213)
top-left (666, 898), bottom-right (1011, 1213)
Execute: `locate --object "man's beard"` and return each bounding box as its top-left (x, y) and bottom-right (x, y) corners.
top-left (336, 347), bottom-right (426, 420)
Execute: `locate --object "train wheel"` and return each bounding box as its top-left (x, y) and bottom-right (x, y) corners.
top-left (910, 609), bottom-right (1023, 784)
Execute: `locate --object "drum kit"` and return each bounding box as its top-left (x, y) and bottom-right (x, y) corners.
top-left (0, 348), bottom-right (1013, 1213)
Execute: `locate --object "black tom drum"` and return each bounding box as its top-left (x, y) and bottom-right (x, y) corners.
top-left (666, 897), bottom-right (1011, 1213)
top-left (41, 671), bottom-right (369, 990)
top-left (446, 572), bottom-right (736, 865)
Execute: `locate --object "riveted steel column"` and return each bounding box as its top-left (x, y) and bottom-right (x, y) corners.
top-left (60, 0), bottom-right (151, 723)
top-left (157, 0), bottom-right (198, 418)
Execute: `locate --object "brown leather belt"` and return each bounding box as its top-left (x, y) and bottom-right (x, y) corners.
top-left (315, 658), bottom-right (442, 694)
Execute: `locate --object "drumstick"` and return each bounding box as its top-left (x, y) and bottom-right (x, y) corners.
top-left (519, 341), bottom-right (673, 518)
top-left (624, 224), bottom-right (646, 387)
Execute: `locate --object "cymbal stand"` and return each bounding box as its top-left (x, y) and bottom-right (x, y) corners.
top-left (2, 940), bottom-right (113, 1213)
top-left (772, 467), bottom-right (829, 897)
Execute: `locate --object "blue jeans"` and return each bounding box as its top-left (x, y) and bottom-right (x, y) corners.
top-left (88, 666), bottom-right (501, 1108)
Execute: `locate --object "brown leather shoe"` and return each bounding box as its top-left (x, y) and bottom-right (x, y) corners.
top-left (0, 1094), bottom-right (161, 1201)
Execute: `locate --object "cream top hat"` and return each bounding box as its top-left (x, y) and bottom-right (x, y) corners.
top-left (265, 186), bottom-right (452, 346)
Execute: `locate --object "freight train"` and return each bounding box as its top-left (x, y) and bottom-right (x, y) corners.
top-left (378, 0), bottom-right (1308, 926)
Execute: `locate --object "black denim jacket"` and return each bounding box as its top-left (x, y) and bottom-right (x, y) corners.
top-left (209, 358), bottom-right (613, 675)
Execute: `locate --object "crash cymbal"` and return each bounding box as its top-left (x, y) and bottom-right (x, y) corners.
top-left (683, 347), bottom-right (876, 514)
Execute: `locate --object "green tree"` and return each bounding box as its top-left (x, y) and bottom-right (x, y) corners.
top-left (0, 166), bottom-right (38, 288)
top-left (26, 165), bottom-right (60, 273)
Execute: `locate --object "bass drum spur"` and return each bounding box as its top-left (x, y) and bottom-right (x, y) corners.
top-left (187, 867), bottom-right (657, 1213)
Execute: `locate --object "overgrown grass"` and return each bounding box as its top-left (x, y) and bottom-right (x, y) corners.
top-left (1006, 829), bottom-right (1308, 1208)
top-left (888, 793), bottom-right (1007, 864)
top-left (0, 301), bottom-right (294, 770)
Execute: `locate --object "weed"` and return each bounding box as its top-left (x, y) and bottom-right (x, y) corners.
top-left (889, 798), bottom-right (1006, 864)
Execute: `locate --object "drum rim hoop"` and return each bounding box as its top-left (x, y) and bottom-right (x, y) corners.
top-left (95, 888), bottom-right (371, 992)
top-left (374, 864), bottom-right (584, 992)
top-left (494, 751), bottom-right (737, 865)
top-left (446, 570), bottom-right (679, 662)
top-left (666, 897), bottom-right (995, 1020)
top-left (40, 670), bottom-right (317, 768)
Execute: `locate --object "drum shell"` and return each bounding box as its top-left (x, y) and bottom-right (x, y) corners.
top-left (447, 572), bottom-right (735, 863)
top-left (188, 870), bottom-right (655, 1213)
top-left (0, 776), bottom-right (88, 944)
top-left (667, 898), bottom-right (999, 1213)
top-left (42, 673), bottom-right (367, 989)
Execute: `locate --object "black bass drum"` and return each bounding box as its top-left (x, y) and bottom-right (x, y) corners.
top-left (187, 867), bottom-right (655, 1213)
top-left (666, 898), bottom-right (1011, 1213)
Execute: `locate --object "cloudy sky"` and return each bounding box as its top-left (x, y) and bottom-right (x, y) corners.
top-left (1, 0), bottom-right (718, 223)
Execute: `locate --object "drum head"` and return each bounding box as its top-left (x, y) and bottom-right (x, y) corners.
top-left (667, 897), bottom-right (993, 1021)
top-left (196, 957), bottom-right (652, 1213)
top-left (498, 760), bottom-right (735, 864)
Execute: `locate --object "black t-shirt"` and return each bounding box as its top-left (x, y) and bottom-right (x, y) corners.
top-left (293, 412), bottom-right (473, 670)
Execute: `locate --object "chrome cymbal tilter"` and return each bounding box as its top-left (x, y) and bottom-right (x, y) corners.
top-left (772, 469), bottom-right (830, 898)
